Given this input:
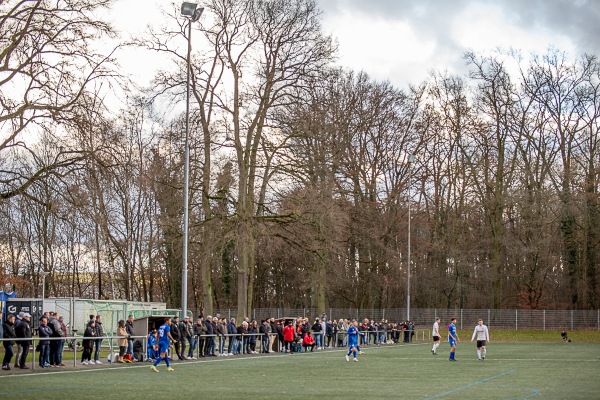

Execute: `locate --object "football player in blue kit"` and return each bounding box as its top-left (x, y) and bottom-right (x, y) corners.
top-left (345, 320), bottom-right (360, 362)
top-left (151, 317), bottom-right (177, 372)
top-left (448, 317), bottom-right (460, 361)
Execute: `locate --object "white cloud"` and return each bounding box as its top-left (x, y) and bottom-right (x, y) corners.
top-left (322, 10), bottom-right (437, 85)
top-left (317, 0), bottom-right (589, 88)
top-left (451, 3), bottom-right (575, 56)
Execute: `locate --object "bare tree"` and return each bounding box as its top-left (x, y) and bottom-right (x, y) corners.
top-left (0, 0), bottom-right (119, 199)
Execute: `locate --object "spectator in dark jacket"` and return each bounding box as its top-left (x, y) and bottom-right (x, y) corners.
top-left (48, 312), bottom-right (64, 367)
top-left (276, 321), bottom-right (284, 352)
top-left (2, 314), bottom-right (16, 370)
top-left (236, 321), bottom-right (248, 354)
top-left (193, 317), bottom-right (206, 358)
top-left (184, 316), bottom-right (195, 359)
top-left (311, 319), bottom-right (323, 349)
top-left (259, 320), bottom-right (270, 353)
top-left (93, 315), bottom-right (104, 364)
top-left (38, 317), bottom-right (52, 368)
top-left (81, 320), bottom-right (95, 365)
top-left (216, 318), bottom-right (227, 356)
top-left (326, 320), bottom-right (335, 348)
top-left (14, 313), bottom-right (32, 369)
top-left (170, 316), bottom-right (183, 360)
top-left (13, 312), bottom-right (23, 368)
top-left (204, 316), bottom-right (215, 356)
top-left (227, 318), bottom-right (237, 355)
top-left (269, 318), bottom-right (278, 352)
top-left (247, 320), bottom-right (258, 354)
top-left (402, 321), bottom-right (410, 343)
top-left (125, 315), bottom-right (135, 359)
top-left (178, 316), bottom-right (190, 360)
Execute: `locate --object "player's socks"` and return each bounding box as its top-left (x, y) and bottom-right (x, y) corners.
top-left (482, 349), bottom-right (486, 359)
top-left (477, 350), bottom-right (481, 360)
top-left (153, 357), bottom-right (162, 367)
top-left (449, 351), bottom-right (455, 360)
top-left (165, 357), bottom-right (171, 367)
top-left (353, 350), bottom-right (357, 358)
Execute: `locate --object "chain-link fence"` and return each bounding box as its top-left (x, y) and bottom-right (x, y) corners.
top-left (200, 308), bottom-right (600, 331)
top-left (29, 301), bottom-right (600, 333)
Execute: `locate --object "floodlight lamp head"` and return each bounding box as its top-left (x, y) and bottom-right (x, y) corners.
top-left (181, 2), bottom-right (204, 21)
top-left (181, 2), bottom-right (197, 16)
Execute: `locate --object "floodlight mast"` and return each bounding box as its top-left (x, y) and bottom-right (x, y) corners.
top-left (406, 154), bottom-right (415, 322)
top-left (180, 2), bottom-right (204, 320)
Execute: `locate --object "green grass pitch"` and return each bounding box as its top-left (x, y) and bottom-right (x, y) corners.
top-left (0, 342), bottom-right (598, 399)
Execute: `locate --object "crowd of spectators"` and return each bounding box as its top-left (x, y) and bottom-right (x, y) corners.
top-left (144, 314), bottom-right (419, 361)
top-left (1, 309), bottom-right (419, 371)
top-left (1, 310), bottom-right (67, 370)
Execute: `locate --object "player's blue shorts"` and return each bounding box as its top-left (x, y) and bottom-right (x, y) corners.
top-left (348, 341), bottom-right (358, 349)
top-left (158, 342), bottom-right (170, 353)
top-left (448, 338), bottom-right (457, 347)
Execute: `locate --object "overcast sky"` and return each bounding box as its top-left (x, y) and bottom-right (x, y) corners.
top-left (111, 0), bottom-right (600, 90)
top-left (317, 0), bottom-right (600, 87)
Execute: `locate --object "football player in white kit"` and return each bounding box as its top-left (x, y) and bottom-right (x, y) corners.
top-left (470, 319), bottom-right (490, 361)
top-left (431, 317), bottom-right (441, 355)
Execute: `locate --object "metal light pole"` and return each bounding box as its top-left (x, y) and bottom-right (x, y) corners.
top-left (180, 2), bottom-right (204, 320)
top-left (406, 154), bottom-right (415, 321)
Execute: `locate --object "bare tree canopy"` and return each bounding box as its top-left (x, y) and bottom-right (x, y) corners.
top-left (0, 0), bottom-right (118, 199)
top-left (1, 1), bottom-right (599, 313)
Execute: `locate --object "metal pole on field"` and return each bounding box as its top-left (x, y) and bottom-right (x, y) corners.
top-left (70, 298), bottom-right (75, 335)
top-left (406, 154), bottom-right (415, 321)
top-left (180, 2), bottom-right (204, 320)
top-left (32, 339), bottom-right (36, 370)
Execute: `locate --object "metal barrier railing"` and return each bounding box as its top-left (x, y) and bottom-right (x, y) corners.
top-left (0, 335), bottom-right (147, 370)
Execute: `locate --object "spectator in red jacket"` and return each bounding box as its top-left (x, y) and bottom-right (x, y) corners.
top-left (283, 321), bottom-right (295, 354)
top-left (302, 332), bottom-right (315, 352)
